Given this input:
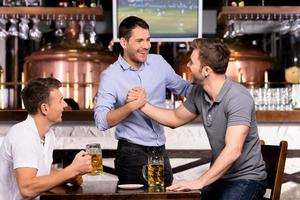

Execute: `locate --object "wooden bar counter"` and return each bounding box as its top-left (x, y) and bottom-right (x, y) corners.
top-left (0, 110), bottom-right (300, 123)
top-left (40, 180), bottom-right (201, 200)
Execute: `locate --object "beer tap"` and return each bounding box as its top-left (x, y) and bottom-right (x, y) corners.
top-left (0, 66), bottom-right (4, 109)
top-left (78, 16), bottom-right (85, 44)
top-left (18, 17), bottom-right (29, 40)
top-left (29, 17), bottom-right (42, 41)
top-left (0, 17), bottom-right (8, 40)
top-left (89, 15), bottom-right (96, 44)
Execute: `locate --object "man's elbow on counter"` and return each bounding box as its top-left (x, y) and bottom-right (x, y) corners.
top-left (19, 188), bottom-right (38, 200)
top-left (95, 119), bottom-right (110, 131)
top-left (94, 113), bottom-right (110, 131)
top-left (165, 121), bottom-right (182, 129)
top-left (95, 122), bottom-right (109, 131)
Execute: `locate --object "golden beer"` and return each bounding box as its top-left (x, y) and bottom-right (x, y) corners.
top-left (86, 143), bottom-right (103, 176)
top-left (148, 164), bottom-right (164, 187)
top-left (89, 153), bottom-right (103, 175)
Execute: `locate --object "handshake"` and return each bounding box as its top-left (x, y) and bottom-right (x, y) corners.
top-left (127, 87), bottom-right (148, 110)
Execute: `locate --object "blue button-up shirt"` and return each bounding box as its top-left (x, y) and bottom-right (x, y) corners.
top-left (94, 54), bottom-right (192, 146)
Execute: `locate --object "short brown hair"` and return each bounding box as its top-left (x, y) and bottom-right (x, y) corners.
top-left (119, 16), bottom-right (149, 40)
top-left (21, 77), bottom-right (62, 115)
top-left (191, 38), bottom-right (230, 74)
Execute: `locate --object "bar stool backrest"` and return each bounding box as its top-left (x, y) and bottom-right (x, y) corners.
top-left (260, 140), bottom-right (288, 200)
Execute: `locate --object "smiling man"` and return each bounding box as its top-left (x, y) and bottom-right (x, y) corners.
top-left (0, 78), bottom-right (91, 200)
top-left (94, 16), bottom-right (192, 186)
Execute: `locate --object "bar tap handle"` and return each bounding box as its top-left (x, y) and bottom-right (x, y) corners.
top-left (264, 70), bottom-right (269, 89)
top-left (21, 72), bottom-right (25, 109)
top-left (89, 71), bottom-right (93, 109)
top-left (66, 71), bottom-right (70, 98)
top-left (0, 66), bottom-right (4, 109)
top-left (238, 67), bottom-right (243, 83)
top-left (182, 72), bottom-right (186, 81)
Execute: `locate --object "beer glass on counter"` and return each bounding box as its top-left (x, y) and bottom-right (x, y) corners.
top-left (143, 153), bottom-right (164, 189)
top-left (86, 143), bottom-right (103, 175)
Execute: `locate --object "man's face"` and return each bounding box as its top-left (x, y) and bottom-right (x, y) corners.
top-left (187, 49), bottom-right (206, 84)
top-left (45, 89), bottom-right (67, 124)
top-left (121, 26), bottom-right (151, 68)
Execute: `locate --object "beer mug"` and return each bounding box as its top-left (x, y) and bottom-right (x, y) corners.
top-left (86, 143), bottom-right (103, 175)
top-left (142, 154), bottom-right (164, 188)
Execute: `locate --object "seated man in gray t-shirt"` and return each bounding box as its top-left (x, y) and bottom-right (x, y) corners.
top-left (127, 38), bottom-right (267, 200)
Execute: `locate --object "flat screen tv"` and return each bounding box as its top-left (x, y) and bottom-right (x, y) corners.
top-left (113, 0), bottom-right (203, 42)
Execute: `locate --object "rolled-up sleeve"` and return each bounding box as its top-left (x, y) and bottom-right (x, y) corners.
top-left (94, 72), bottom-right (116, 131)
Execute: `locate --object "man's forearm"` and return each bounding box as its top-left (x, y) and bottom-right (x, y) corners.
top-left (106, 102), bottom-right (136, 127)
top-left (50, 166), bottom-right (60, 175)
top-left (195, 125), bottom-right (248, 188)
top-left (141, 103), bottom-right (180, 128)
top-left (17, 165), bottom-right (79, 199)
top-left (196, 146), bottom-right (241, 188)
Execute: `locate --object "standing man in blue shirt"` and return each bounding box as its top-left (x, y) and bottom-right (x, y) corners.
top-left (94, 16), bottom-right (192, 186)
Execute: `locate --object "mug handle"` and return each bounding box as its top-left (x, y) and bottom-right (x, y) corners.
top-left (142, 165), bottom-right (148, 182)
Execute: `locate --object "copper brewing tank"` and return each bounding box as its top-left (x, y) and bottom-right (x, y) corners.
top-left (177, 40), bottom-right (274, 87)
top-left (23, 21), bottom-right (117, 109)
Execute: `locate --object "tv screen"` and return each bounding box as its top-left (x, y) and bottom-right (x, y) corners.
top-left (113, 0), bottom-right (203, 42)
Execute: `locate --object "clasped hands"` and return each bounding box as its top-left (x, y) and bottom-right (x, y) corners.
top-left (127, 87), bottom-right (147, 110)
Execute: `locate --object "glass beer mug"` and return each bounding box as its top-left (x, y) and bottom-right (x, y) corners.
top-left (142, 154), bottom-right (164, 188)
top-left (86, 143), bottom-right (103, 175)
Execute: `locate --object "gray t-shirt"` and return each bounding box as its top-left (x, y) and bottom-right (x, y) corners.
top-left (183, 78), bottom-right (267, 181)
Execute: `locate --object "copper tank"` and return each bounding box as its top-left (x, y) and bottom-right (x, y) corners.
top-left (177, 40), bottom-right (274, 87)
top-left (23, 21), bottom-right (117, 109)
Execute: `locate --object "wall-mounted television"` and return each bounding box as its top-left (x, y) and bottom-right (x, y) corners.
top-left (113, 0), bottom-right (203, 42)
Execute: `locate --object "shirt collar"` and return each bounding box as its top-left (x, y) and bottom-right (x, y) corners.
top-left (118, 54), bottom-right (131, 70)
top-left (203, 76), bottom-right (232, 104)
top-left (117, 54), bottom-right (148, 71)
top-left (26, 114), bottom-right (40, 140)
top-left (26, 114), bottom-right (53, 147)
top-left (215, 77), bottom-right (232, 103)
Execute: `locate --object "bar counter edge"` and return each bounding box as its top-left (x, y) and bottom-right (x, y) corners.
top-left (0, 110), bottom-right (299, 123)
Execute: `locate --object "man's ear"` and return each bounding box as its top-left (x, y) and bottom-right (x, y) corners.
top-left (40, 103), bottom-right (49, 116)
top-left (120, 37), bottom-right (127, 49)
top-left (204, 66), bottom-right (212, 75)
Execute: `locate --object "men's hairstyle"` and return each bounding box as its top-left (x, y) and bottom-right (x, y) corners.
top-left (21, 77), bottom-right (62, 115)
top-left (191, 38), bottom-right (230, 74)
top-left (119, 16), bottom-right (149, 40)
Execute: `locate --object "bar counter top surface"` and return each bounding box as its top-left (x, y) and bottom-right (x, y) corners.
top-left (0, 110), bottom-right (300, 123)
top-left (40, 179), bottom-right (201, 200)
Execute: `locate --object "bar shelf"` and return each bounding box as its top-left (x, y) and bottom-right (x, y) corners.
top-left (219, 6), bottom-right (300, 23)
top-left (0, 6), bottom-right (103, 20)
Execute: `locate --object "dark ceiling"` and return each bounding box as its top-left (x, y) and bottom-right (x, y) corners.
top-left (100, 0), bottom-right (300, 11)
top-left (100, 0), bottom-right (223, 10)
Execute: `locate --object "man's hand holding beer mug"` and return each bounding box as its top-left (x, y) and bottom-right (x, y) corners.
top-left (64, 150), bottom-right (92, 187)
top-left (64, 144), bottom-right (103, 189)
